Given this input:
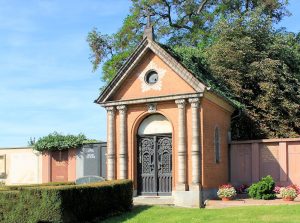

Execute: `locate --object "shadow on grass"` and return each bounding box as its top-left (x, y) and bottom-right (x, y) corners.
top-left (101, 205), bottom-right (152, 223)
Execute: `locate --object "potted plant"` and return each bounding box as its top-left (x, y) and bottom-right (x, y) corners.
top-left (280, 186), bottom-right (298, 201)
top-left (217, 184), bottom-right (237, 201)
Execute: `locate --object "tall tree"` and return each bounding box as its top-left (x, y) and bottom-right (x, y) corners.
top-left (87, 0), bottom-right (300, 139)
top-left (87, 0), bottom-right (289, 82)
top-left (205, 11), bottom-right (300, 139)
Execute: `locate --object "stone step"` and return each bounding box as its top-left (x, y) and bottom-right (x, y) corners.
top-left (133, 196), bottom-right (174, 206)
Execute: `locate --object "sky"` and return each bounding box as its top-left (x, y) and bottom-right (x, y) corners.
top-left (0, 0), bottom-right (299, 147)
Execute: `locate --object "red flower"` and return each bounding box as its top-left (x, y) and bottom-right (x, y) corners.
top-left (219, 184), bottom-right (233, 189)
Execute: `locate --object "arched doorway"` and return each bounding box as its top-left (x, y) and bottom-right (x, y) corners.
top-left (137, 114), bottom-right (172, 196)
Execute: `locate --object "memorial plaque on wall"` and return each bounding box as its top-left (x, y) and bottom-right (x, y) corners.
top-left (51, 151), bottom-right (68, 182)
top-left (100, 145), bottom-right (107, 178)
top-left (83, 144), bottom-right (100, 176)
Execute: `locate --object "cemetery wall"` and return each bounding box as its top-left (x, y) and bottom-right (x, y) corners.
top-left (230, 138), bottom-right (300, 186)
top-left (0, 147), bottom-right (42, 185)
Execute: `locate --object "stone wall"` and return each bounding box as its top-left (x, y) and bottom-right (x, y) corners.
top-left (230, 138), bottom-right (300, 186)
top-left (0, 147), bottom-right (42, 185)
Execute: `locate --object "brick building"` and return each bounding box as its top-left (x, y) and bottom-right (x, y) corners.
top-left (95, 25), bottom-right (236, 207)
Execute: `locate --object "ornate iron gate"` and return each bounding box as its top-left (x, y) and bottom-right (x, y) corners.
top-left (137, 135), bottom-right (172, 196)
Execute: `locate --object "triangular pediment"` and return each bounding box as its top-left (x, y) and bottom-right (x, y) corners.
top-left (95, 38), bottom-right (207, 104)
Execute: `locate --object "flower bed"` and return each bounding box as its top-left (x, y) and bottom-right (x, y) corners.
top-left (275, 185), bottom-right (300, 201)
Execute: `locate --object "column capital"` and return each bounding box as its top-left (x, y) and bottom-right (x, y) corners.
top-left (117, 105), bottom-right (127, 114)
top-left (106, 106), bottom-right (115, 114)
top-left (175, 99), bottom-right (186, 108)
top-left (188, 98), bottom-right (200, 108)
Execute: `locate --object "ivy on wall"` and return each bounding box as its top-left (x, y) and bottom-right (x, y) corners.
top-left (33, 132), bottom-right (97, 152)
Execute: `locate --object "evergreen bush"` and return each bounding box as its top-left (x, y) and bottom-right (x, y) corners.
top-left (248, 175), bottom-right (276, 200)
top-left (0, 180), bottom-right (133, 223)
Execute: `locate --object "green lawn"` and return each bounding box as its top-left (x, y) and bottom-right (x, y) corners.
top-left (102, 205), bottom-right (300, 223)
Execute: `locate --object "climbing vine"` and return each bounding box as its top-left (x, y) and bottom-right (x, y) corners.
top-left (33, 132), bottom-right (95, 152)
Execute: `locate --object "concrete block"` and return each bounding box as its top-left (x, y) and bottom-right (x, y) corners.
top-left (173, 190), bottom-right (201, 208)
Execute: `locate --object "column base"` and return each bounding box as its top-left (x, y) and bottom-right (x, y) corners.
top-left (176, 183), bottom-right (188, 191)
top-left (173, 189), bottom-right (203, 208)
top-left (190, 183), bottom-right (201, 191)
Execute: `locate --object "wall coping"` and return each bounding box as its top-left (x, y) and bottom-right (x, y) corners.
top-left (231, 138), bottom-right (300, 144)
top-left (0, 146), bottom-right (33, 150)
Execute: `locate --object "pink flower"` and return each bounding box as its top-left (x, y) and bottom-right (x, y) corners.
top-left (219, 184), bottom-right (233, 189)
top-left (274, 186), bottom-right (282, 194)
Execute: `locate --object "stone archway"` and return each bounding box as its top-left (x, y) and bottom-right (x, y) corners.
top-left (137, 114), bottom-right (173, 196)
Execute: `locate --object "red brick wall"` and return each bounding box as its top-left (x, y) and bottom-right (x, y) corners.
top-left (201, 98), bottom-right (232, 189)
top-left (230, 139), bottom-right (300, 186)
top-left (108, 48), bottom-right (233, 191)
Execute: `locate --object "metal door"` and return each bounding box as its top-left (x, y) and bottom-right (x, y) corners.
top-left (137, 135), bottom-right (172, 195)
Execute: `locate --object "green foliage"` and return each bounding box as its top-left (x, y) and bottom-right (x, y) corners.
top-left (161, 44), bottom-right (242, 108)
top-left (0, 191), bottom-right (19, 222)
top-left (4, 181), bottom-right (75, 191)
top-left (248, 175), bottom-right (276, 200)
top-left (88, 1), bottom-right (300, 140)
top-left (205, 11), bottom-right (300, 139)
top-left (33, 132), bottom-right (88, 152)
top-left (87, 0), bottom-right (289, 83)
top-left (0, 180), bottom-right (133, 223)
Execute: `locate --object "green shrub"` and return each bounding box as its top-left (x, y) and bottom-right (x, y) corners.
top-left (5, 181), bottom-right (75, 191)
top-left (0, 180), bottom-right (133, 223)
top-left (248, 175), bottom-right (276, 200)
top-left (33, 132), bottom-right (87, 151)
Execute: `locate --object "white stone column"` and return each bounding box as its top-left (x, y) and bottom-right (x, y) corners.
top-left (117, 105), bottom-right (127, 179)
top-left (106, 106), bottom-right (116, 180)
top-left (175, 99), bottom-right (187, 190)
top-left (189, 98), bottom-right (201, 187)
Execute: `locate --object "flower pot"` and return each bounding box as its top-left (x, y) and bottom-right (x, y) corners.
top-left (222, 197), bottom-right (232, 201)
top-left (283, 197), bottom-right (295, 201)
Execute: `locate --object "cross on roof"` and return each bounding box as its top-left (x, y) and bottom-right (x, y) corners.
top-left (143, 7), bottom-right (155, 40)
top-left (145, 8), bottom-right (154, 28)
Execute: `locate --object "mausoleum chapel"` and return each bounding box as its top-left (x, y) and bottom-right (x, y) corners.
top-left (95, 23), bottom-right (236, 207)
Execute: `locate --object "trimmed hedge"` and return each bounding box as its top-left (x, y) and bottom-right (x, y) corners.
top-left (4, 181), bottom-right (75, 191)
top-left (0, 180), bottom-right (133, 223)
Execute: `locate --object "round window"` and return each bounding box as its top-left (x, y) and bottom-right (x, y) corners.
top-left (145, 71), bottom-right (158, 85)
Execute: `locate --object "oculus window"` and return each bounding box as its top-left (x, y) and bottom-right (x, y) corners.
top-left (145, 70), bottom-right (158, 85)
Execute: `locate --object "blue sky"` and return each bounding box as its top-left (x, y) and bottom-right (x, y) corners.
top-left (0, 0), bottom-right (299, 147)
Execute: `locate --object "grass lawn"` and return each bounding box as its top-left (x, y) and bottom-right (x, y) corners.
top-left (102, 205), bottom-right (300, 223)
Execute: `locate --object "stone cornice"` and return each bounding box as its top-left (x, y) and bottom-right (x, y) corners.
top-left (100, 93), bottom-right (203, 107)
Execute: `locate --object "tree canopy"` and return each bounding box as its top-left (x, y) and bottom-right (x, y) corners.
top-left (88, 0), bottom-right (289, 82)
top-left (87, 0), bottom-right (300, 139)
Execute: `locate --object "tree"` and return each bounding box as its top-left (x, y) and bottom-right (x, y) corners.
top-left (205, 11), bottom-right (300, 139)
top-left (87, 0), bottom-right (289, 82)
top-left (87, 0), bottom-right (300, 139)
